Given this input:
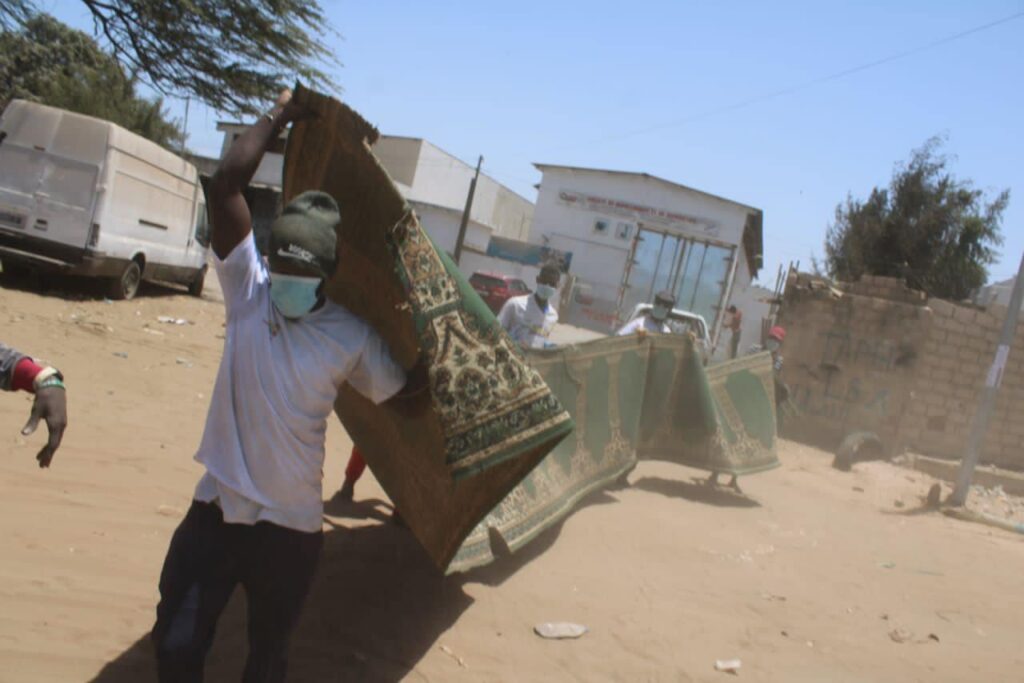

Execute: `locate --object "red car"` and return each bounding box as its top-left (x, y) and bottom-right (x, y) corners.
top-left (469, 271), bottom-right (531, 314)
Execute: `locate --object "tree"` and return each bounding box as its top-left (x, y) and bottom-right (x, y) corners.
top-left (825, 136), bottom-right (1008, 301)
top-left (0, 0), bottom-right (336, 115)
top-left (0, 15), bottom-right (183, 149)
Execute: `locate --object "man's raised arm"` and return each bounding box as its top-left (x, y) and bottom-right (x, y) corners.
top-left (208, 89), bottom-right (310, 259)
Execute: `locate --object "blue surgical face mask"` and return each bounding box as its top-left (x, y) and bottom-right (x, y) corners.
top-left (535, 284), bottom-right (557, 300)
top-left (651, 305), bottom-right (670, 321)
top-left (271, 273), bottom-right (322, 319)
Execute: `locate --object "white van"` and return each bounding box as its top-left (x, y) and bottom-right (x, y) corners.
top-left (0, 100), bottom-right (209, 299)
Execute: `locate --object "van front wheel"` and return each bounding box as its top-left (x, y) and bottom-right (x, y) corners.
top-left (188, 265), bottom-right (207, 297)
top-left (110, 260), bottom-right (142, 300)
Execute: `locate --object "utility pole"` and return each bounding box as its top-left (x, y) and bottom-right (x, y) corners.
top-left (949, 249), bottom-right (1024, 506)
top-left (180, 96), bottom-right (190, 156)
top-left (453, 155), bottom-right (483, 265)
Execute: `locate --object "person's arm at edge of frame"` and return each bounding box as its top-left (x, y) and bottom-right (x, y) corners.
top-left (1, 342), bottom-right (67, 468)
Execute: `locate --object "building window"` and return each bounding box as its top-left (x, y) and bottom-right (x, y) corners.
top-left (594, 219), bottom-right (609, 235)
top-left (616, 222), bottom-right (633, 240)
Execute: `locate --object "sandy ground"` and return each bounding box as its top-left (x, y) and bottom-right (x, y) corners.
top-left (2, 272), bottom-right (1023, 683)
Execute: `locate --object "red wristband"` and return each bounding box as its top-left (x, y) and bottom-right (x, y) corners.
top-left (12, 357), bottom-right (43, 393)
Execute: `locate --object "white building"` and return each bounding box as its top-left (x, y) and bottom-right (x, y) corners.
top-left (530, 164), bottom-right (763, 343)
top-left (976, 276), bottom-right (1023, 310)
top-left (211, 124), bottom-right (533, 257)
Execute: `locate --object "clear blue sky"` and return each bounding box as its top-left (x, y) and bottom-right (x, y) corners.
top-left (50, 0), bottom-right (1024, 285)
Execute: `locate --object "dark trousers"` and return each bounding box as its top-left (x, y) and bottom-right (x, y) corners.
top-left (152, 501), bottom-right (323, 683)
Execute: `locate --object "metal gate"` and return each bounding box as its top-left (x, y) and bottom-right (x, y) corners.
top-left (618, 227), bottom-right (735, 330)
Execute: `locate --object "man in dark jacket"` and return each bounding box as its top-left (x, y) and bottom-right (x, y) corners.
top-left (0, 342), bottom-right (67, 467)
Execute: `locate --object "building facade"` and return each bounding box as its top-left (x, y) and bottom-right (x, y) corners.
top-left (211, 124), bottom-right (533, 258)
top-left (975, 276), bottom-right (1022, 310)
top-left (530, 164), bottom-right (763, 340)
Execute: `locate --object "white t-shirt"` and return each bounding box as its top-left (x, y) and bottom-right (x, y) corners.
top-left (498, 294), bottom-right (558, 349)
top-left (192, 233), bottom-right (406, 532)
top-left (617, 316), bottom-right (671, 336)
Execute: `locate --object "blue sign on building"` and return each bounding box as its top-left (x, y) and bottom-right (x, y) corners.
top-left (486, 236), bottom-right (573, 272)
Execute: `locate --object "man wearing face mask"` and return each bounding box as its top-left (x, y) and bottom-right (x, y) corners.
top-left (151, 89), bottom-right (410, 682)
top-left (497, 264), bottom-right (562, 349)
top-left (617, 291), bottom-right (675, 336)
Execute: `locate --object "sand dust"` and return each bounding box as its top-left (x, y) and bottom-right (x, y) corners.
top-left (2, 274), bottom-right (1023, 682)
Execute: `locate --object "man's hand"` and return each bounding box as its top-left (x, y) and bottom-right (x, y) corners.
top-left (274, 88), bottom-right (316, 126)
top-left (274, 88), bottom-right (293, 110)
top-left (21, 386), bottom-right (67, 468)
top-left (395, 360), bottom-right (429, 398)
top-left (386, 361), bottom-right (430, 419)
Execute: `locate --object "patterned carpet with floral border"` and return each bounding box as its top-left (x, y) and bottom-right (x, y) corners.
top-left (450, 334), bottom-right (779, 573)
top-left (282, 87), bottom-right (574, 571)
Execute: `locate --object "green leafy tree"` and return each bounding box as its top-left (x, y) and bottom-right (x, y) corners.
top-left (0, 0), bottom-right (337, 115)
top-left (825, 136), bottom-right (1008, 301)
top-left (0, 14), bottom-right (183, 149)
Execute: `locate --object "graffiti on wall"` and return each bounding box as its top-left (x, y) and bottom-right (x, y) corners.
top-left (789, 374), bottom-right (891, 422)
top-left (786, 327), bottom-right (913, 427)
top-left (820, 329), bottom-right (899, 372)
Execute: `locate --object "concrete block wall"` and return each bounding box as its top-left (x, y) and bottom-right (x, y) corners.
top-left (904, 300), bottom-right (1024, 469)
top-left (839, 274), bottom-right (930, 306)
top-left (781, 273), bottom-right (1024, 470)
top-left (779, 273), bottom-right (931, 452)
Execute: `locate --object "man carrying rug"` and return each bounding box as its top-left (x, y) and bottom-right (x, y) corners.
top-left (498, 264), bottom-right (562, 349)
top-left (151, 89), bottom-right (413, 682)
top-left (617, 290), bottom-right (676, 337)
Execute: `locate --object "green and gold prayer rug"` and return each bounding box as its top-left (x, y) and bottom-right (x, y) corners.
top-left (450, 335), bottom-right (649, 571)
top-left (282, 87), bottom-right (573, 571)
top-left (449, 334), bottom-right (779, 572)
top-left (637, 334), bottom-right (779, 475)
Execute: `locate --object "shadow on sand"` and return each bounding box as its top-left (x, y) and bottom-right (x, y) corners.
top-left (87, 473), bottom-right (753, 681)
top-left (630, 475), bottom-right (762, 508)
top-left (86, 489), bottom-right (623, 682)
top-left (88, 516), bottom-right (473, 683)
top-left (462, 490), bottom-right (620, 588)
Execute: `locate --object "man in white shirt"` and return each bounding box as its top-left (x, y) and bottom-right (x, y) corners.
top-left (151, 90), bottom-right (415, 682)
top-left (617, 291), bottom-right (676, 336)
top-left (497, 264), bottom-right (561, 349)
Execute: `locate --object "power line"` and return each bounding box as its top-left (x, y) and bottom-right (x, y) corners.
top-left (556, 10), bottom-right (1024, 150)
top-left (445, 10), bottom-right (1024, 191)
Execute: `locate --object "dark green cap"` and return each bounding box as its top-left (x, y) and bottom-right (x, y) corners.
top-left (268, 191), bottom-right (340, 278)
